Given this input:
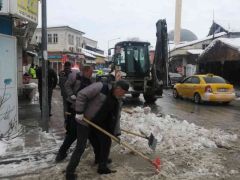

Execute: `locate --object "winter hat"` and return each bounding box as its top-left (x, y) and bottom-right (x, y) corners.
top-left (64, 61), bottom-right (71, 68)
top-left (115, 80), bottom-right (129, 91)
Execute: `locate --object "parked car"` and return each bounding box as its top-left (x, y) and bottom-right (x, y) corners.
top-left (169, 72), bottom-right (183, 87)
top-left (173, 74), bottom-right (236, 104)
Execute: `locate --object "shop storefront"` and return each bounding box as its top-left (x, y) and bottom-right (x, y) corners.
top-left (48, 52), bottom-right (85, 75)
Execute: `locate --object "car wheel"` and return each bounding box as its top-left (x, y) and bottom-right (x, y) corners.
top-left (173, 89), bottom-right (179, 99)
top-left (194, 93), bottom-right (201, 104)
top-left (222, 101), bottom-right (230, 105)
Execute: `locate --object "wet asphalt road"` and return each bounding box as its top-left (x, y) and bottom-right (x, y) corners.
top-left (124, 89), bottom-right (240, 135)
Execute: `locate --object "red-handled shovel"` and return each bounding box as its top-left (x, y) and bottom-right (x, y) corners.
top-left (82, 117), bottom-right (161, 173)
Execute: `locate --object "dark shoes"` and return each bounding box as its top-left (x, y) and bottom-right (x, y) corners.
top-left (66, 173), bottom-right (77, 180)
top-left (97, 163), bottom-right (117, 174)
top-left (55, 153), bottom-right (67, 163)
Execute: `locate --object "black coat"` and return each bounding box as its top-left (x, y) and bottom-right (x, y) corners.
top-left (36, 67), bottom-right (58, 90)
top-left (92, 90), bottom-right (120, 135)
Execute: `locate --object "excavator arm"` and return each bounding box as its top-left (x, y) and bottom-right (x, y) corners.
top-left (152, 19), bottom-right (169, 95)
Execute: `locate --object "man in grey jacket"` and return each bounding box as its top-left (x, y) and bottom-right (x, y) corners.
top-left (66, 80), bottom-right (129, 180)
top-left (58, 61), bottom-right (72, 122)
top-left (55, 64), bottom-right (93, 162)
top-left (64, 65), bottom-right (93, 106)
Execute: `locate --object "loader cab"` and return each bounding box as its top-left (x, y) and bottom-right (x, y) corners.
top-left (113, 41), bottom-right (150, 77)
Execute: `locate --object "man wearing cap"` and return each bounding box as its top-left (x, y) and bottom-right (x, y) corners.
top-left (66, 80), bottom-right (129, 180)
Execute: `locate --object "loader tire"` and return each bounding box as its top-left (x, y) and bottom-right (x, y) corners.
top-left (143, 93), bottom-right (156, 103)
top-left (173, 89), bottom-right (179, 99)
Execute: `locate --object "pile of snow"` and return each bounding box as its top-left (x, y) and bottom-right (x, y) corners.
top-left (120, 107), bottom-right (237, 154)
top-left (0, 141), bottom-right (7, 155)
top-left (119, 107), bottom-right (238, 179)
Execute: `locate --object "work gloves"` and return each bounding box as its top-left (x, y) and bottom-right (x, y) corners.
top-left (70, 95), bottom-right (77, 100)
top-left (116, 136), bottom-right (121, 143)
top-left (75, 114), bottom-right (83, 121)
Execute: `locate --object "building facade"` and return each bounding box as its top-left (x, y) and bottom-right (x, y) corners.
top-left (31, 26), bottom-right (105, 74)
top-left (169, 22), bottom-right (240, 78)
top-left (169, 32), bottom-right (227, 76)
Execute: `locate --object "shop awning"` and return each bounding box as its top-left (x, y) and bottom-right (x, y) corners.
top-left (187, 49), bottom-right (204, 55)
top-left (77, 54), bottom-right (85, 59)
top-left (26, 51), bottom-right (38, 56)
top-left (85, 60), bottom-right (96, 64)
top-left (81, 48), bottom-right (105, 58)
top-left (81, 51), bottom-right (96, 58)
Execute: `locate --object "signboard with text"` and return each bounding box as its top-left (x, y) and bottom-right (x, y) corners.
top-left (10, 0), bottom-right (38, 24)
top-left (0, 0), bottom-right (9, 14)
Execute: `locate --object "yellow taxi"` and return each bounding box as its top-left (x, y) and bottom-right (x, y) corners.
top-left (173, 74), bottom-right (236, 104)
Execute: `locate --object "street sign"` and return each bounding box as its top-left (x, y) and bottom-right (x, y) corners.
top-left (10, 0), bottom-right (39, 24)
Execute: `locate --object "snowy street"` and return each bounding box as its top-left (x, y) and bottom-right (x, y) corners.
top-left (0, 89), bottom-right (240, 179)
top-left (2, 0), bottom-right (240, 179)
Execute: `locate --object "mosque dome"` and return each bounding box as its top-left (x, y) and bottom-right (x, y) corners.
top-left (168, 29), bottom-right (198, 42)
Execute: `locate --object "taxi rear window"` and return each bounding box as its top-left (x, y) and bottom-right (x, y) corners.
top-left (203, 76), bottom-right (226, 83)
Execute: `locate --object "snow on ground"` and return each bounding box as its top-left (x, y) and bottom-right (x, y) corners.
top-left (0, 140), bottom-right (7, 155)
top-left (0, 106), bottom-right (239, 179)
top-left (0, 129), bottom-right (59, 178)
top-left (119, 107), bottom-right (238, 179)
top-left (121, 107), bottom-right (237, 154)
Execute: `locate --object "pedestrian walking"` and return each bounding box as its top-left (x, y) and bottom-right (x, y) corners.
top-left (55, 64), bottom-right (93, 162)
top-left (65, 80), bottom-right (129, 180)
top-left (36, 61), bottom-right (58, 116)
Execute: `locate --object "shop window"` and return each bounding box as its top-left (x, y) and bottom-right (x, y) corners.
top-left (202, 44), bottom-right (209, 49)
top-left (68, 34), bottom-right (74, 45)
top-left (76, 37), bottom-right (81, 47)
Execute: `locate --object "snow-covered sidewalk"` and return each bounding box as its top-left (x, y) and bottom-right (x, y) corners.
top-left (0, 106), bottom-right (239, 179)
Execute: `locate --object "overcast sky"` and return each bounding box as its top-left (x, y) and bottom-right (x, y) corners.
top-left (39, 0), bottom-right (240, 52)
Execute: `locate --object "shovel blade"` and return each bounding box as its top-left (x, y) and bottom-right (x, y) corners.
top-left (152, 157), bottom-right (161, 173)
top-left (148, 133), bottom-right (157, 151)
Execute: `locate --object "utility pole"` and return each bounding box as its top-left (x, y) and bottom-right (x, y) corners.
top-left (174, 0), bottom-right (182, 45)
top-left (41, 0), bottom-right (49, 132)
top-left (212, 9), bottom-right (215, 39)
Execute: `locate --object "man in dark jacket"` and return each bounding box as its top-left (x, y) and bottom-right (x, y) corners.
top-left (55, 64), bottom-right (93, 162)
top-left (65, 80), bottom-right (129, 180)
top-left (58, 61), bottom-right (72, 122)
top-left (36, 61), bottom-right (58, 116)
